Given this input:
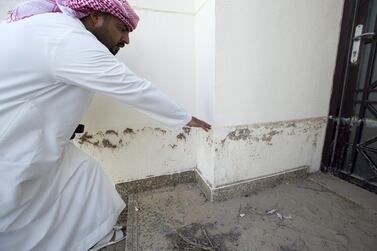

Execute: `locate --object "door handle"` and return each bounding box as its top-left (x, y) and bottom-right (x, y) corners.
top-left (353, 32), bottom-right (377, 43)
top-left (350, 24), bottom-right (376, 64)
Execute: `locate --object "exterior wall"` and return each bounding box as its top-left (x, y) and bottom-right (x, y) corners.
top-left (214, 0), bottom-right (344, 125)
top-left (76, 127), bottom-right (195, 183)
top-left (211, 118), bottom-right (327, 187)
top-left (204, 0), bottom-right (344, 188)
top-left (195, 0), bottom-right (216, 185)
top-left (78, 1), bottom-right (198, 182)
top-left (1, 0), bottom-right (344, 187)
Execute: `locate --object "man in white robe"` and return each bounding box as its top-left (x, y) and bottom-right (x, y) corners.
top-left (0, 0), bottom-right (211, 250)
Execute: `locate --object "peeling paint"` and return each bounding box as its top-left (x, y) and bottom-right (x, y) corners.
top-left (286, 122), bottom-right (297, 128)
top-left (96, 131), bottom-right (105, 137)
top-left (77, 132), bottom-right (99, 146)
top-left (176, 133), bottom-right (186, 141)
top-left (154, 128), bottom-right (167, 134)
top-left (105, 129), bottom-right (118, 136)
top-left (205, 135), bottom-right (214, 147)
top-left (102, 139), bottom-right (117, 149)
top-left (74, 126), bottom-right (196, 183)
top-left (123, 128), bottom-right (135, 134)
top-left (312, 132), bottom-right (319, 147)
top-left (200, 117), bottom-right (327, 186)
top-left (169, 144), bottom-right (178, 149)
top-left (74, 117), bottom-right (326, 185)
top-left (76, 126), bottom-right (192, 153)
top-left (219, 117), bottom-right (325, 147)
top-left (183, 127), bottom-right (191, 135)
top-left (261, 130), bottom-right (280, 145)
top-left (220, 128), bottom-right (261, 146)
top-left (228, 128), bottom-right (251, 141)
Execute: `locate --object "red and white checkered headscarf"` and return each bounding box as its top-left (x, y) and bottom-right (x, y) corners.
top-left (7, 0), bottom-right (139, 32)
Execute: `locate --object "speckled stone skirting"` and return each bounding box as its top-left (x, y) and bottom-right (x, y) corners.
top-left (116, 166), bottom-right (308, 202)
top-left (195, 166), bottom-right (309, 201)
top-left (115, 170), bottom-right (196, 197)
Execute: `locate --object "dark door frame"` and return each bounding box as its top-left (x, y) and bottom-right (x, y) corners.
top-left (321, 0), bottom-right (356, 173)
top-left (321, 0), bottom-right (377, 193)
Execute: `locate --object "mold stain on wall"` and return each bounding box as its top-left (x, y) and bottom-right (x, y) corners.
top-left (219, 117), bottom-right (326, 148)
top-left (105, 130), bottom-right (118, 136)
top-left (123, 128), bottom-right (135, 135)
top-left (154, 128), bottom-right (167, 135)
top-left (183, 127), bottom-right (191, 135)
top-left (78, 132), bottom-right (99, 146)
top-left (176, 133), bottom-right (187, 141)
top-left (76, 126), bottom-right (193, 150)
top-left (75, 117), bottom-right (326, 179)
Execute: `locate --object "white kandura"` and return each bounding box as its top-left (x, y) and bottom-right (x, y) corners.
top-left (0, 13), bottom-right (191, 251)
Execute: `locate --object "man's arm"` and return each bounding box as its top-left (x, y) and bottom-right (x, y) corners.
top-left (53, 31), bottom-right (198, 129)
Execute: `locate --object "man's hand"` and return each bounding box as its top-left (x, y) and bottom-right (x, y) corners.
top-left (186, 116), bottom-right (212, 132)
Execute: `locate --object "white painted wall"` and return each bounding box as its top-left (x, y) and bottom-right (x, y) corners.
top-left (212, 118), bottom-right (327, 187)
top-left (214, 0), bottom-right (344, 126)
top-left (195, 0), bottom-right (215, 123)
top-left (196, 0), bottom-right (344, 188)
top-left (76, 127), bottom-right (195, 183)
top-left (131, 0), bottom-right (197, 14)
top-left (0, 0), bottom-right (19, 18)
top-left (195, 0), bottom-right (216, 185)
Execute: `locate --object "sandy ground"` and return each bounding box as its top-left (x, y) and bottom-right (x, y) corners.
top-left (124, 175), bottom-right (377, 251)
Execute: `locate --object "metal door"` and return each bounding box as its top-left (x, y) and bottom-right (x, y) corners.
top-left (322, 0), bottom-right (377, 193)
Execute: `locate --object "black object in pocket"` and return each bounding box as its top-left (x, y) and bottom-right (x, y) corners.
top-left (70, 124), bottom-right (85, 140)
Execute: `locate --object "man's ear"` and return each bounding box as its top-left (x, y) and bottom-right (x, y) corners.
top-left (87, 11), bottom-right (105, 28)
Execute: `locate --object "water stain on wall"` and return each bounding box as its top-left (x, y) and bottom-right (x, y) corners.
top-left (105, 130), bottom-right (118, 136)
top-left (123, 128), bottom-right (135, 135)
top-left (169, 144), bottom-right (178, 149)
top-left (183, 127), bottom-right (191, 135)
top-left (102, 139), bottom-right (117, 149)
top-left (78, 132), bottom-right (99, 146)
top-left (76, 118), bottom-right (325, 155)
top-left (220, 117), bottom-right (326, 147)
top-left (154, 128), bottom-right (167, 135)
top-left (261, 130), bottom-right (280, 145)
top-left (77, 127), bottom-right (192, 150)
top-left (176, 133), bottom-right (186, 141)
top-left (220, 128), bottom-right (263, 146)
top-left (206, 135), bottom-right (214, 147)
top-left (78, 129), bottom-right (131, 149)
top-left (228, 128), bottom-right (252, 141)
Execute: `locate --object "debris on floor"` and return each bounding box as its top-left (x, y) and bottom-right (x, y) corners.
top-left (265, 208), bottom-right (292, 220)
top-left (124, 175), bottom-right (377, 250)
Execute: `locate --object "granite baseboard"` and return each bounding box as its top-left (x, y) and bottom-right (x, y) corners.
top-left (116, 167), bottom-right (308, 202)
top-left (195, 166), bottom-right (309, 201)
top-left (116, 170), bottom-right (196, 197)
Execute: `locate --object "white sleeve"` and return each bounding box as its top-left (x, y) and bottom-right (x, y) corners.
top-left (52, 30), bottom-right (191, 129)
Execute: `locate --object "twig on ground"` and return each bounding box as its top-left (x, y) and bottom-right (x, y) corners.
top-left (202, 228), bottom-right (214, 248)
